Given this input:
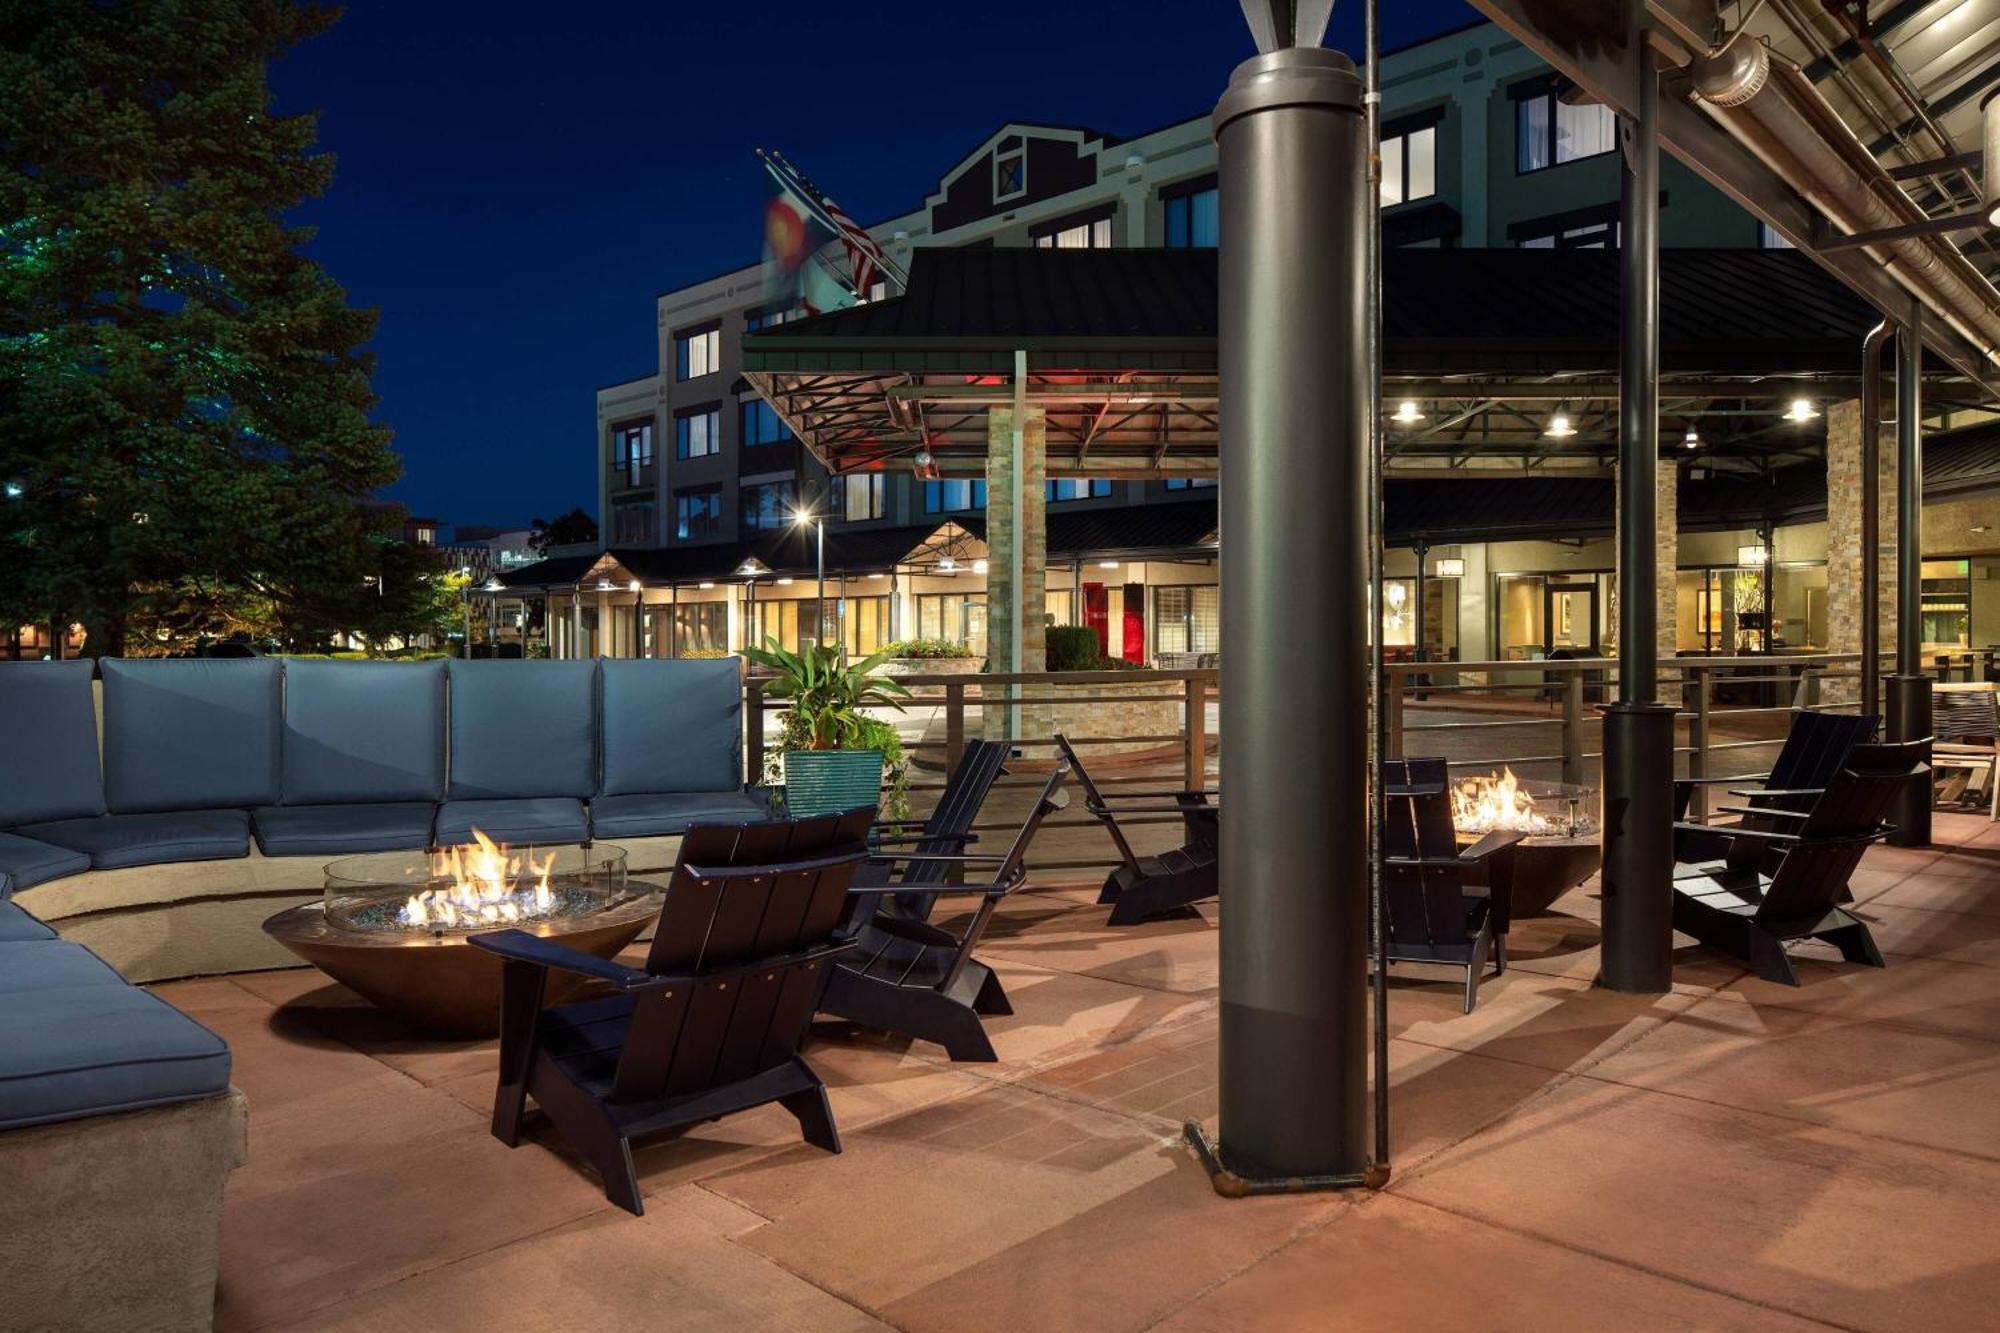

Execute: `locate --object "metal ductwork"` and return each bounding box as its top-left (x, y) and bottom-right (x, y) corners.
top-left (1690, 34), bottom-right (2000, 368)
top-left (1985, 87), bottom-right (1999, 228)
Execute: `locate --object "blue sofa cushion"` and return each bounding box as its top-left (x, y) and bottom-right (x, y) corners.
top-left (17, 810), bottom-right (251, 870)
top-left (282, 659), bottom-right (446, 804)
top-left (598, 658), bottom-right (742, 796)
top-left (589, 790), bottom-right (771, 839)
top-left (0, 901), bottom-right (57, 942)
top-left (0, 832), bottom-right (92, 896)
top-left (252, 803), bottom-right (437, 857)
top-left (435, 798), bottom-right (587, 848)
top-left (0, 660), bottom-right (106, 826)
top-left (0, 941), bottom-right (232, 1130)
top-left (101, 658), bottom-right (282, 812)
top-left (446, 660), bottom-right (597, 800)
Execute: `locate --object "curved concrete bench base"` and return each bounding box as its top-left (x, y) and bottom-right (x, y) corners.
top-left (17, 835), bottom-right (687, 984)
top-left (2, 1088), bottom-right (248, 1333)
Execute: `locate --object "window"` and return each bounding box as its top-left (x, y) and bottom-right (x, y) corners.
top-left (610, 419), bottom-right (654, 488)
top-left (739, 397), bottom-right (791, 446)
top-left (1033, 213), bottom-right (1114, 249)
top-left (610, 497), bottom-right (655, 545)
top-left (1048, 478), bottom-right (1112, 502)
top-left (924, 478), bottom-right (988, 513)
top-left (672, 602), bottom-right (727, 656)
top-left (843, 596), bottom-right (891, 657)
top-left (1154, 586), bottom-right (1220, 657)
top-left (1517, 218), bottom-right (1617, 249)
top-left (675, 405), bottom-right (720, 459)
top-left (1515, 86), bottom-right (1616, 173)
top-left (994, 137), bottom-right (1025, 199)
top-left (1380, 122), bottom-right (1437, 207)
top-left (1164, 478), bottom-right (1216, 491)
top-left (1163, 182), bottom-right (1218, 248)
top-left (674, 324), bottom-right (721, 380)
top-left (744, 305), bottom-right (798, 332)
top-left (674, 485), bottom-right (721, 539)
top-left (916, 593), bottom-right (987, 657)
top-left (859, 279), bottom-right (889, 303)
top-left (1759, 221), bottom-right (1796, 250)
top-left (740, 480), bottom-right (797, 532)
top-left (841, 472), bottom-right (885, 522)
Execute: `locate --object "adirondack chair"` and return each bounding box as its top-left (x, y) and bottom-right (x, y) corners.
top-left (1672, 740), bottom-right (1922, 986)
top-left (1053, 731), bottom-right (1217, 926)
top-left (1675, 708), bottom-right (1879, 823)
top-left (1381, 758), bottom-right (1525, 1013)
top-left (1931, 683), bottom-right (2000, 818)
top-left (468, 807), bottom-right (875, 1216)
top-left (859, 739), bottom-right (1010, 922)
top-left (819, 765), bottom-right (1068, 1062)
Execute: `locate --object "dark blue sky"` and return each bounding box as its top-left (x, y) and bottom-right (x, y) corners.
top-left (272, 1), bottom-right (1477, 530)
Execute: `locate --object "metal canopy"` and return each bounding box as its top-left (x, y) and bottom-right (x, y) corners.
top-left (744, 246), bottom-right (1979, 480)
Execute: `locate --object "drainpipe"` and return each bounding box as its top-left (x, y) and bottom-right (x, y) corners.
top-left (1887, 308), bottom-right (1933, 845)
top-left (1860, 318), bottom-right (1893, 713)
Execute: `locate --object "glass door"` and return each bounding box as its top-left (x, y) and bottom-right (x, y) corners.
top-left (1543, 582), bottom-right (1599, 654)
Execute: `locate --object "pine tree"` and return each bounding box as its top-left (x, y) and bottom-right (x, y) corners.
top-left (0, 0), bottom-right (405, 656)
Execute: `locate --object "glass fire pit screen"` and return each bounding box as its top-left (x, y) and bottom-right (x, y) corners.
top-left (324, 833), bottom-right (631, 936)
top-left (1450, 767), bottom-right (1598, 841)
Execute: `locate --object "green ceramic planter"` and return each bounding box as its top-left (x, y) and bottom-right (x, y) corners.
top-left (782, 748), bottom-right (885, 817)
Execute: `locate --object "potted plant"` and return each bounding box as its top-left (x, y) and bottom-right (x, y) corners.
top-left (743, 638), bottom-right (913, 818)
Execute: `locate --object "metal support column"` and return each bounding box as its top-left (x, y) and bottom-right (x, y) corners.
top-left (1859, 319), bottom-right (1892, 714)
top-left (1187, 11), bottom-right (1379, 1192)
top-left (569, 593), bottom-right (583, 661)
top-left (1600, 38), bottom-right (1676, 995)
top-left (1887, 309), bottom-right (1933, 846)
top-left (1412, 538), bottom-right (1429, 668)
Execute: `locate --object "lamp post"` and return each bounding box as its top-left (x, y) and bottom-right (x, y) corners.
top-left (793, 503), bottom-right (829, 654)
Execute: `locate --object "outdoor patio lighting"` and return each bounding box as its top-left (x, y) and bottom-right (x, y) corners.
top-left (1434, 557), bottom-right (1465, 579)
top-left (1544, 413), bottom-right (1575, 438)
top-left (1392, 399), bottom-right (1423, 424)
top-left (1737, 544), bottom-right (1769, 566)
top-left (868, 572), bottom-right (886, 580)
top-left (483, 578), bottom-right (503, 592)
top-left (775, 577), bottom-right (794, 586)
top-left (698, 581), bottom-right (715, 589)
top-left (1100, 560), bottom-right (1120, 569)
top-left (973, 559), bottom-right (988, 573)
top-left (1786, 397), bottom-right (1819, 422)
top-left (938, 555), bottom-right (957, 572)
top-left (1684, 425), bottom-right (1700, 449)
top-left (2, 480), bottom-right (22, 499)
top-left (596, 579), bottom-right (613, 591)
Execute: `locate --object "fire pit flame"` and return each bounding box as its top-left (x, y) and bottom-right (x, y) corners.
top-left (1452, 767), bottom-right (1554, 837)
top-left (399, 829), bottom-right (558, 930)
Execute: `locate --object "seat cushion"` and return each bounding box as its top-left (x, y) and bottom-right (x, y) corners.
top-left (0, 659), bottom-right (107, 827)
top-left (434, 798), bottom-right (587, 848)
top-left (100, 657), bottom-right (282, 812)
top-left (445, 660), bottom-right (597, 800)
top-left (17, 809), bottom-right (251, 870)
top-left (0, 832), bottom-right (92, 896)
top-left (252, 802), bottom-right (437, 857)
top-left (0, 900), bottom-right (57, 942)
top-left (282, 659), bottom-right (446, 804)
top-left (598, 658), bottom-right (742, 796)
top-left (588, 790), bottom-right (771, 839)
top-left (0, 941), bottom-right (232, 1130)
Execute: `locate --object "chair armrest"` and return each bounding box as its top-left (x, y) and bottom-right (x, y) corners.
top-left (1715, 805), bottom-right (1809, 821)
top-left (1459, 829), bottom-right (1527, 862)
top-left (1095, 788), bottom-right (1215, 801)
top-left (1671, 822), bottom-right (1799, 845)
top-left (865, 850), bottom-right (1010, 865)
top-left (871, 832), bottom-right (978, 847)
top-left (1088, 803), bottom-right (1202, 816)
top-left (1676, 772), bottom-right (1773, 787)
top-left (1725, 786), bottom-right (1825, 799)
top-left (847, 869), bottom-right (1025, 899)
top-left (468, 930), bottom-right (652, 988)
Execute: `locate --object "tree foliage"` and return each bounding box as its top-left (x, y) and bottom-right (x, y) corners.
top-left (0, 0), bottom-right (417, 655)
top-left (529, 506), bottom-right (598, 555)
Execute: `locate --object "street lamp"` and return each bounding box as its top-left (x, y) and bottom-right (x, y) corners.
top-left (792, 503), bottom-right (829, 654)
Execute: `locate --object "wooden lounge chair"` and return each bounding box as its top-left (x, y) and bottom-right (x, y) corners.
top-left (468, 807), bottom-right (875, 1216)
top-left (1381, 758), bottom-right (1524, 1013)
top-left (1671, 740), bottom-right (1922, 986)
top-left (819, 766), bottom-right (1068, 1062)
top-left (860, 739), bottom-right (1009, 922)
top-left (1675, 708), bottom-right (1879, 824)
top-left (1052, 731), bottom-right (1217, 926)
top-left (1932, 683), bottom-right (1999, 818)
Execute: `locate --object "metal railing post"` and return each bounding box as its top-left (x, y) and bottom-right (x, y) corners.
top-left (1687, 666), bottom-right (1711, 822)
top-left (944, 681), bottom-right (966, 776)
top-left (1184, 675), bottom-right (1208, 790)
top-left (745, 675), bottom-right (766, 789)
top-left (1561, 668), bottom-right (1584, 789)
top-left (1386, 665), bottom-right (1406, 760)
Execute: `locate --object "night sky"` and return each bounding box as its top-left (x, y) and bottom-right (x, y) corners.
top-left (271, 1), bottom-right (1478, 531)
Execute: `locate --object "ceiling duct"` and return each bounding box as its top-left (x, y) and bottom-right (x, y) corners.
top-left (1689, 33), bottom-right (2000, 367)
top-left (1985, 87), bottom-right (1999, 227)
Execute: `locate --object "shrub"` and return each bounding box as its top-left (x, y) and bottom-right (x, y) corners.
top-left (883, 637), bottom-right (976, 660)
top-left (680, 646), bottom-right (729, 659)
top-left (1046, 625), bottom-right (1104, 672)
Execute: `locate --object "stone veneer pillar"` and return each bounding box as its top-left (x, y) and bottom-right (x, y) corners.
top-left (1612, 457), bottom-right (1681, 702)
top-left (984, 405), bottom-right (1048, 741)
top-left (1825, 398), bottom-right (1896, 704)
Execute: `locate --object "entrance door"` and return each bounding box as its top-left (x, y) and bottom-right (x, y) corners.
top-left (1121, 582), bottom-right (1146, 663)
top-left (1083, 583), bottom-right (1109, 657)
top-left (1543, 582), bottom-right (1599, 655)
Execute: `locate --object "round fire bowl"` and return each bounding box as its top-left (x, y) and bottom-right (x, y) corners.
top-left (1458, 835), bottom-right (1602, 918)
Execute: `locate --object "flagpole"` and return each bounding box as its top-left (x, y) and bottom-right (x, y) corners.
top-left (760, 148), bottom-right (910, 287)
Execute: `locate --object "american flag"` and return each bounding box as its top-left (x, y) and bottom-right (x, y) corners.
top-left (767, 151), bottom-right (903, 299)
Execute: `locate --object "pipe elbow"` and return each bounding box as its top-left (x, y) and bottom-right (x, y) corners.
top-left (1691, 34), bottom-right (1770, 108)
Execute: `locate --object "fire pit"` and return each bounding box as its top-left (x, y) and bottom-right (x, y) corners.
top-left (261, 833), bottom-right (658, 1038)
top-left (1451, 768), bottom-right (1602, 917)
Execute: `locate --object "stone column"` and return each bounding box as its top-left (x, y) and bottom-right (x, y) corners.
top-left (1825, 398), bottom-right (1896, 704)
top-left (983, 404), bottom-right (1047, 741)
top-left (1611, 458), bottom-right (1681, 703)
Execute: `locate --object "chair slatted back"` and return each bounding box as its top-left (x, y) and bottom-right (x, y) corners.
top-left (1382, 758), bottom-right (1474, 950)
top-left (1758, 711), bottom-right (1881, 814)
top-left (897, 740), bottom-right (1008, 889)
top-left (1758, 741), bottom-right (1924, 924)
top-left (1933, 684), bottom-right (1999, 743)
top-left (1052, 732), bottom-right (1138, 869)
top-left (614, 807), bottom-right (874, 1104)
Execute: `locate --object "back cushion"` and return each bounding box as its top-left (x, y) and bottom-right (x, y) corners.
top-left (283, 660), bottom-right (446, 804)
top-left (599, 658), bottom-right (743, 796)
top-left (447, 659), bottom-right (597, 800)
top-left (0, 660), bottom-right (107, 826)
top-left (101, 658), bottom-right (282, 813)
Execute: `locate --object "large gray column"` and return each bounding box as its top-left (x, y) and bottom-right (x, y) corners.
top-left (1199, 41), bottom-right (1373, 1187)
top-left (1887, 311), bottom-right (1932, 845)
top-left (1600, 40), bottom-right (1677, 995)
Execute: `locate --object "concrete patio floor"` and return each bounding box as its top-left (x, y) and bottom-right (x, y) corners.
top-left (153, 809), bottom-right (2000, 1332)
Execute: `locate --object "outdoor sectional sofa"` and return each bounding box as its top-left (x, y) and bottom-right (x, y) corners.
top-left (1, 654), bottom-right (764, 979)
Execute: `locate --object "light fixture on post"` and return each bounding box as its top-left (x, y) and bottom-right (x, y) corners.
top-left (1683, 425), bottom-right (1700, 449)
top-left (792, 502), bottom-right (828, 651)
top-left (1544, 412), bottom-right (1577, 438)
top-left (1785, 397), bottom-right (1819, 423)
top-left (1391, 399), bottom-right (1423, 425)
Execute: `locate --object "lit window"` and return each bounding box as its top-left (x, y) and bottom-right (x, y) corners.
top-left (1516, 86), bottom-right (1615, 173)
top-left (1758, 221), bottom-right (1796, 250)
top-left (1047, 478), bottom-right (1112, 502)
top-left (745, 305), bottom-right (798, 331)
top-left (1032, 214), bottom-right (1114, 249)
top-left (1163, 185), bottom-right (1218, 248)
top-left (674, 325), bottom-right (721, 380)
top-left (842, 473), bottom-right (885, 522)
top-left (674, 486), bottom-right (722, 539)
top-left (925, 478), bottom-right (988, 513)
top-left (611, 420), bottom-right (654, 488)
top-left (1164, 478), bottom-right (1216, 491)
top-left (675, 405), bottom-right (720, 459)
top-left (1380, 123), bottom-right (1437, 207)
